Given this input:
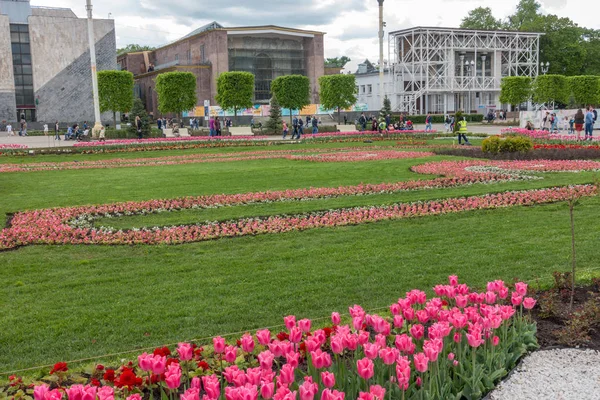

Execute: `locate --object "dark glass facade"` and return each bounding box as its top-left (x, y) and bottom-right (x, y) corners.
top-left (10, 24), bottom-right (35, 121)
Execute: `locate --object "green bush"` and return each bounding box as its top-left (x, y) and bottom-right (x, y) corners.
top-left (482, 136), bottom-right (532, 153)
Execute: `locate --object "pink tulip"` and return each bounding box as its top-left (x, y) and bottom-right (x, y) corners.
top-left (137, 352), bottom-right (153, 371)
top-left (485, 291), bottom-right (497, 305)
top-left (331, 312), bottom-right (341, 325)
top-left (191, 377), bottom-right (201, 390)
top-left (126, 395), bottom-right (142, 400)
top-left (455, 295), bottom-right (468, 308)
top-left (449, 275), bottom-right (459, 286)
top-left (213, 336), bottom-right (226, 354)
top-left (511, 292), bottom-right (523, 306)
top-left (515, 282), bottom-right (528, 296)
top-left (379, 347), bottom-right (399, 365)
top-left (278, 364), bottom-right (295, 385)
top-left (523, 297), bottom-right (537, 309)
top-left (261, 383), bottom-right (274, 400)
top-left (97, 387), bottom-right (114, 400)
top-left (299, 379), bottom-right (318, 400)
top-left (46, 390), bottom-right (63, 400)
top-left (409, 324), bottom-right (424, 340)
top-left (413, 352), bottom-right (429, 373)
top-left (256, 330), bottom-right (271, 346)
top-left (165, 363), bottom-right (182, 390)
top-left (257, 350), bottom-right (274, 370)
top-left (362, 343), bottom-right (380, 359)
top-left (151, 355), bottom-right (167, 375)
top-left (178, 343), bottom-right (193, 361)
top-left (453, 360), bottom-right (459, 367)
top-left (454, 332), bottom-right (462, 343)
top-left (330, 336), bottom-right (345, 354)
top-left (310, 349), bottom-right (332, 369)
top-left (394, 334), bottom-right (415, 355)
top-left (357, 358), bottom-right (374, 380)
top-left (285, 352), bottom-right (300, 368)
top-left (181, 388), bottom-right (200, 400)
top-left (202, 375), bottom-right (221, 399)
top-left (321, 389), bottom-right (345, 400)
top-left (289, 327), bottom-right (302, 343)
top-left (466, 331), bottom-right (484, 348)
top-left (492, 336), bottom-right (500, 346)
top-left (393, 315), bottom-right (404, 328)
top-left (448, 352), bottom-right (455, 361)
top-left (298, 319), bottom-right (311, 333)
top-left (34, 385), bottom-right (50, 400)
top-left (369, 385), bottom-right (386, 400)
top-left (321, 371), bottom-right (335, 388)
top-left (240, 333), bottom-right (256, 353)
top-left (225, 345), bottom-right (238, 363)
top-left (284, 316), bottom-right (296, 330)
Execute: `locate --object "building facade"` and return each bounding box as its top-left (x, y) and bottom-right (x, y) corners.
top-left (356, 27), bottom-right (542, 115)
top-left (118, 22), bottom-right (325, 118)
top-left (0, 0), bottom-right (116, 123)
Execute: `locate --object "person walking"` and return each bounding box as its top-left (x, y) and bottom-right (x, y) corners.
top-left (6, 123), bottom-right (12, 136)
top-left (457, 117), bottom-right (470, 145)
top-left (282, 120), bottom-right (289, 139)
top-left (425, 113), bottom-right (432, 132)
top-left (215, 117), bottom-right (221, 136)
top-left (135, 116), bottom-right (143, 139)
top-left (574, 109), bottom-right (585, 141)
top-left (585, 106), bottom-right (595, 141)
top-left (297, 117), bottom-right (304, 137)
top-left (358, 112), bottom-right (367, 131)
top-left (371, 118), bottom-right (378, 132)
top-left (43, 123), bottom-right (48, 136)
top-left (157, 118), bottom-right (162, 130)
top-left (385, 114), bottom-right (391, 129)
top-left (292, 115), bottom-right (299, 139)
top-left (542, 112), bottom-right (551, 131)
top-left (209, 116), bottom-right (215, 137)
top-left (311, 115), bottom-right (318, 134)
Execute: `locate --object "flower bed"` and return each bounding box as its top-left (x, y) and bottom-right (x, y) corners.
top-left (73, 137), bottom-right (271, 147)
top-left (1, 185), bottom-right (594, 250)
top-left (502, 128), bottom-right (599, 143)
top-left (0, 149), bottom-right (435, 173)
top-left (6, 276), bottom-right (539, 400)
top-left (0, 143), bottom-right (28, 150)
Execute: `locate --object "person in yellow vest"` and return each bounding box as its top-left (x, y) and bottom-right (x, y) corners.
top-left (457, 117), bottom-right (471, 145)
top-left (378, 119), bottom-right (387, 133)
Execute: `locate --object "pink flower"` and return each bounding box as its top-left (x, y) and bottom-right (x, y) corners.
top-left (34, 384), bottom-right (50, 400)
top-left (298, 319), bottom-right (311, 333)
top-left (455, 295), bottom-right (468, 308)
top-left (515, 282), bottom-right (528, 296)
top-left (321, 371), bottom-right (335, 388)
top-left (261, 382), bottom-right (274, 400)
top-left (191, 377), bottom-right (201, 390)
top-left (284, 316), bottom-right (296, 330)
top-left (466, 331), bottom-right (484, 348)
top-left (453, 360), bottom-right (459, 367)
top-left (202, 375), bottom-right (221, 399)
top-left (379, 347), bottom-right (399, 365)
top-left (257, 350), bottom-right (274, 370)
top-left (178, 343), bottom-right (193, 361)
top-left (369, 385), bottom-right (386, 400)
top-left (285, 352), bottom-right (300, 368)
top-left (46, 390), bottom-right (63, 400)
top-left (152, 355), bottom-right (167, 375)
top-left (279, 365), bottom-right (295, 385)
top-left (394, 334), bottom-right (415, 354)
top-left (357, 358), bottom-right (374, 380)
top-left (181, 388), bottom-right (200, 400)
top-left (241, 333), bottom-right (256, 353)
top-left (298, 379), bottom-right (318, 400)
top-left (137, 352), bottom-right (153, 371)
top-left (447, 353), bottom-right (455, 361)
top-left (165, 363), bottom-right (182, 390)
top-left (321, 389), bottom-right (345, 400)
top-left (97, 387), bottom-right (114, 400)
top-left (256, 330), bottom-right (271, 346)
top-left (289, 327), bottom-right (303, 343)
top-left (492, 336), bottom-right (500, 346)
top-left (393, 315), bottom-right (404, 328)
top-left (523, 297), bottom-right (537, 310)
top-left (511, 292), bottom-right (523, 306)
top-left (310, 349), bottom-right (332, 369)
top-left (225, 345), bottom-right (238, 363)
top-left (413, 353), bottom-right (428, 373)
top-left (331, 312), bottom-right (341, 325)
top-left (449, 275), bottom-right (459, 286)
top-left (362, 342), bottom-right (380, 360)
top-left (213, 336), bottom-right (226, 354)
top-left (126, 395), bottom-right (142, 400)
top-left (409, 324), bottom-right (424, 340)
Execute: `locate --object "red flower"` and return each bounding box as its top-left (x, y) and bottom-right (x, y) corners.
top-left (96, 364), bottom-right (105, 371)
top-left (276, 332), bottom-right (289, 341)
top-left (153, 347), bottom-right (171, 357)
top-left (90, 378), bottom-right (101, 387)
top-left (114, 367), bottom-right (142, 389)
top-left (197, 361), bottom-right (209, 371)
top-left (103, 369), bottom-right (115, 382)
top-left (299, 342), bottom-right (307, 354)
top-left (193, 347), bottom-right (204, 358)
top-left (323, 327), bottom-right (333, 338)
top-left (166, 358), bottom-right (179, 367)
top-left (50, 362), bottom-right (68, 375)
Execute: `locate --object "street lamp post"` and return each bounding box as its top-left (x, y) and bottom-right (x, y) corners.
top-left (459, 54), bottom-right (465, 111)
top-left (377, 0), bottom-right (385, 109)
top-left (465, 60), bottom-right (474, 112)
top-left (540, 62), bottom-right (550, 75)
top-left (86, 0), bottom-right (102, 138)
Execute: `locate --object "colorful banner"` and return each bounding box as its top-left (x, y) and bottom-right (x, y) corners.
top-left (300, 104), bottom-right (318, 116)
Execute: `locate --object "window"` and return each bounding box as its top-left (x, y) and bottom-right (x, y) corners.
top-left (200, 44), bottom-right (205, 62)
top-left (10, 24), bottom-right (35, 116)
top-left (367, 85), bottom-right (372, 94)
top-left (361, 85), bottom-right (365, 93)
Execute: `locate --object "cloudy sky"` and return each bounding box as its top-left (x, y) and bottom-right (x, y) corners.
top-left (32, 0), bottom-right (599, 72)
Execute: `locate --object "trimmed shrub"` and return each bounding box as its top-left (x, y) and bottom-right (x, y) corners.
top-left (482, 136), bottom-right (533, 153)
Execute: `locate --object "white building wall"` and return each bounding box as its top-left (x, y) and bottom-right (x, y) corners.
top-left (355, 72), bottom-right (396, 112)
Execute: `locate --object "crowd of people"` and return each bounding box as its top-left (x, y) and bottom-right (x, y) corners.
top-left (526, 106), bottom-right (598, 140)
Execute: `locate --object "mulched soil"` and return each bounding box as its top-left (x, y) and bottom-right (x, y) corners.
top-left (435, 147), bottom-right (600, 160)
top-left (531, 283), bottom-right (600, 351)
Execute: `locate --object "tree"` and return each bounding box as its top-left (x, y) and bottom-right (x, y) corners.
top-left (216, 72), bottom-right (255, 124)
top-left (98, 70), bottom-right (134, 129)
top-left (264, 95), bottom-right (282, 135)
top-left (318, 74), bottom-right (357, 124)
top-left (380, 96), bottom-right (392, 120)
top-left (568, 76), bottom-right (600, 107)
top-left (507, 0), bottom-right (541, 30)
top-left (155, 72), bottom-right (197, 121)
top-left (499, 76), bottom-right (532, 118)
top-left (532, 74), bottom-right (570, 106)
top-left (325, 56), bottom-right (351, 68)
top-left (271, 75), bottom-right (310, 124)
top-left (128, 98), bottom-right (151, 137)
top-left (117, 44), bottom-right (155, 56)
top-left (460, 7), bottom-right (503, 30)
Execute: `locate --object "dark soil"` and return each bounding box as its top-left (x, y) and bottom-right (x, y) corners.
top-left (531, 283), bottom-right (600, 351)
top-left (435, 147), bottom-right (600, 160)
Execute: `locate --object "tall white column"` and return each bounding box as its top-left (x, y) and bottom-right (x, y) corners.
top-left (86, 0), bottom-right (102, 137)
top-left (378, 0), bottom-right (385, 109)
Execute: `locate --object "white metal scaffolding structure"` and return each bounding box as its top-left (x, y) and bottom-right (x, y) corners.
top-left (388, 27), bottom-right (542, 115)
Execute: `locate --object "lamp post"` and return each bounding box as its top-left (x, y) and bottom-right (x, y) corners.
top-left (86, 0), bottom-right (102, 138)
top-left (540, 61), bottom-right (550, 75)
top-left (377, 0), bottom-right (385, 108)
top-left (459, 54), bottom-right (465, 111)
top-left (465, 60), bottom-right (474, 112)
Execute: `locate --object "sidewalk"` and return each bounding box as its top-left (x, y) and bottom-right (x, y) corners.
top-left (0, 134), bottom-right (77, 149)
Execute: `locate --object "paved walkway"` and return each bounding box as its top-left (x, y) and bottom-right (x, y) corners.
top-left (0, 124), bottom-right (511, 149)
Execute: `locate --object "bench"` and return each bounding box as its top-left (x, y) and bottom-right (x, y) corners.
top-left (228, 127), bottom-right (254, 136)
top-left (337, 125), bottom-right (356, 133)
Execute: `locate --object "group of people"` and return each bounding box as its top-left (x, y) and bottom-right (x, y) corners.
top-left (486, 110), bottom-right (509, 123)
top-left (536, 107), bottom-right (597, 140)
top-left (283, 115), bottom-right (320, 139)
top-left (2, 119), bottom-right (28, 136)
top-left (356, 113), bottom-right (414, 133)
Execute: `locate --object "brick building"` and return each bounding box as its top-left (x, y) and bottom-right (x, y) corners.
top-left (118, 22), bottom-right (326, 118)
top-left (0, 0), bottom-right (116, 123)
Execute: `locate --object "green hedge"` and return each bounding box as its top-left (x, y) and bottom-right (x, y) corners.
top-left (482, 136), bottom-right (533, 153)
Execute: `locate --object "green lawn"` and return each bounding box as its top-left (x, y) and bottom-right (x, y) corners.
top-left (1, 144), bottom-right (598, 374)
